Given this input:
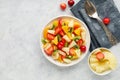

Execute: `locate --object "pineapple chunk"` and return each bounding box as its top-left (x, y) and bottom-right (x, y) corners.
top-left (63, 35), bottom-right (71, 42)
top-left (62, 47), bottom-right (70, 55)
top-left (62, 26), bottom-right (69, 34)
top-left (52, 36), bottom-right (58, 45)
top-left (52, 50), bottom-right (59, 59)
top-left (69, 41), bottom-right (77, 48)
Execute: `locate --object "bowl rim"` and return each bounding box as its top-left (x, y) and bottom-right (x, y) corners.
top-left (88, 47), bottom-right (113, 75)
top-left (40, 15), bottom-right (91, 67)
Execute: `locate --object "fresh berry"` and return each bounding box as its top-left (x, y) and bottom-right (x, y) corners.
top-left (47, 33), bottom-right (55, 40)
top-left (96, 52), bottom-right (104, 60)
top-left (103, 17), bottom-right (110, 25)
top-left (68, 0), bottom-right (75, 7)
top-left (60, 3), bottom-right (67, 10)
top-left (77, 39), bottom-right (84, 47)
top-left (80, 45), bottom-right (86, 52)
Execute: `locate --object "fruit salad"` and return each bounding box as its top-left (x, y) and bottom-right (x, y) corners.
top-left (89, 48), bottom-right (117, 73)
top-left (41, 17), bottom-right (87, 64)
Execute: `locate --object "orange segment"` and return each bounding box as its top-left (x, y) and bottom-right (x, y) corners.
top-left (43, 26), bottom-right (49, 38)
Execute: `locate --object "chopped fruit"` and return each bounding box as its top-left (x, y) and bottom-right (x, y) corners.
top-left (77, 39), bottom-right (83, 47)
top-left (63, 35), bottom-right (71, 42)
top-left (103, 17), bottom-right (110, 25)
top-left (58, 18), bottom-right (63, 26)
top-left (75, 49), bottom-right (81, 57)
top-left (48, 30), bottom-right (55, 34)
top-left (74, 28), bottom-right (81, 36)
top-left (59, 50), bottom-right (66, 56)
top-left (69, 48), bottom-right (76, 56)
top-left (62, 25), bottom-right (69, 34)
top-left (41, 38), bottom-right (48, 45)
top-left (62, 47), bottom-right (70, 55)
top-left (60, 3), bottom-right (67, 10)
top-left (74, 22), bottom-right (80, 30)
top-left (81, 31), bottom-right (86, 41)
top-left (47, 33), bottom-right (55, 40)
top-left (57, 55), bottom-right (63, 63)
top-left (44, 45), bottom-right (54, 56)
top-left (59, 30), bottom-right (65, 36)
top-left (68, 0), bottom-right (75, 7)
top-left (61, 55), bottom-right (66, 60)
top-left (52, 50), bottom-right (59, 59)
top-left (69, 41), bottom-right (77, 48)
top-left (52, 36), bottom-right (58, 45)
top-left (55, 27), bottom-right (62, 35)
top-left (61, 38), bottom-right (66, 44)
top-left (80, 45), bottom-right (86, 52)
top-left (43, 27), bottom-right (49, 38)
top-left (68, 20), bottom-right (74, 27)
top-left (57, 41), bottom-right (65, 50)
top-left (53, 20), bottom-right (58, 27)
top-left (66, 32), bottom-right (72, 39)
top-left (73, 36), bottom-right (81, 41)
top-left (96, 52), bottom-right (104, 60)
top-left (63, 58), bottom-right (71, 63)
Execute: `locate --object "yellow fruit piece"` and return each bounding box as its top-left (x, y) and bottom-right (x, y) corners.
top-left (43, 27), bottom-right (49, 38)
top-left (62, 26), bottom-right (69, 34)
top-left (74, 22), bottom-right (81, 27)
top-left (57, 56), bottom-right (63, 63)
top-left (72, 55), bottom-right (78, 60)
top-left (62, 19), bottom-right (70, 25)
top-left (53, 20), bottom-right (58, 27)
top-left (74, 28), bottom-right (81, 36)
top-left (52, 36), bottom-right (58, 45)
top-left (66, 32), bottom-right (72, 39)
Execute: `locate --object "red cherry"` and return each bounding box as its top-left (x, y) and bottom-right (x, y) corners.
top-left (103, 17), bottom-right (110, 25)
top-left (68, 0), bottom-right (75, 7)
top-left (60, 3), bottom-right (67, 10)
top-left (80, 45), bottom-right (86, 53)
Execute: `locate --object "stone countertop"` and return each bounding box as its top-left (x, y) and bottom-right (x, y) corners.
top-left (0, 0), bottom-right (120, 80)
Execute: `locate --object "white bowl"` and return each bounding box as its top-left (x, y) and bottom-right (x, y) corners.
top-left (88, 47), bottom-right (117, 75)
top-left (40, 15), bottom-right (91, 67)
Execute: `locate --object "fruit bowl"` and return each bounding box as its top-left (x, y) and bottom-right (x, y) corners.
top-left (88, 47), bottom-right (117, 75)
top-left (40, 15), bottom-right (90, 67)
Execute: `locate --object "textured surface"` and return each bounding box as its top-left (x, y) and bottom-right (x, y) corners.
top-left (0, 0), bottom-right (120, 80)
top-left (71, 0), bottom-right (120, 51)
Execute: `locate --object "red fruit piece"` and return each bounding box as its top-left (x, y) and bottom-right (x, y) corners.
top-left (55, 27), bottom-right (62, 35)
top-left (77, 39), bottom-right (83, 47)
top-left (47, 33), bottom-right (55, 40)
top-left (103, 17), bottom-right (110, 25)
top-left (44, 45), bottom-right (54, 56)
top-left (80, 45), bottom-right (86, 53)
top-left (68, 0), bottom-right (75, 7)
top-left (96, 52), bottom-right (104, 60)
top-left (69, 48), bottom-right (76, 56)
top-left (59, 30), bottom-right (65, 36)
top-left (60, 3), bottom-right (67, 10)
top-left (57, 41), bottom-right (65, 50)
